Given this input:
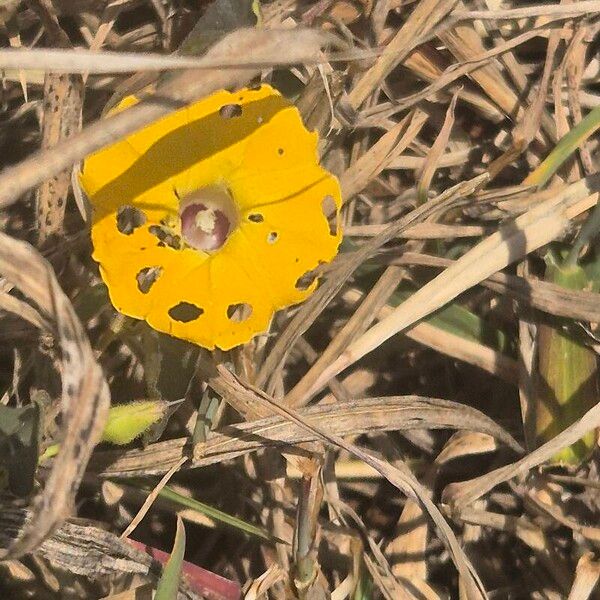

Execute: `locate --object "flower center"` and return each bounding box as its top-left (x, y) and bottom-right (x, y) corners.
top-left (179, 185), bottom-right (238, 252)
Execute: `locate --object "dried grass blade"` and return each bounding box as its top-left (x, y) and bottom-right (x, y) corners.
top-left (340, 109), bottom-right (428, 200)
top-left (417, 91), bottom-right (458, 204)
top-left (365, 26), bottom-right (545, 122)
top-left (0, 233), bottom-right (110, 558)
top-left (0, 285), bottom-right (52, 331)
top-left (82, 0), bottom-right (128, 83)
top-left (438, 19), bottom-right (521, 123)
top-left (332, 500), bottom-right (419, 600)
top-left (92, 394), bottom-right (521, 477)
top-left (453, 2), bottom-right (600, 22)
top-left (198, 360), bottom-right (272, 421)
top-left (0, 36), bottom-right (335, 73)
top-left (308, 174), bottom-right (600, 399)
top-left (0, 507), bottom-right (200, 598)
top-left (526, 490), bottom-right (600, 543)
top-left (391, 251), bottom-right (600, 322)
top-left (511, 21), bottom-right (560, 149)
top-left (120, 456), bottom-right (187, 539)
top-left (453, 507), bottom-right (571, 593)
top-left (290, 275), bottom-right (516, 394)
top-left (4, 13), bottom-right (27, 101)
top-left (387, 467), bottom-right (436, 584)
top-left (27, 0), bottom-right (72, 48)
top-left (36, 72), bottom-right (83, 244)
top-left (567, 553), bottom-right (600, 600)
top-left (345, 222), bottom-right (485, 238)
top-left (88, 1), bottom-right (126, 53)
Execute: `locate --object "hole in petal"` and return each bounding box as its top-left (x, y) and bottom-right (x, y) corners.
top-left (149, 225), bottom-right (182, 250)
top-left (267, 231), bottom-right (278, 244)
top-left (277, 148), bottom-right (284, 155)
top-left (295, 268), bottom-right (319, 291)
top-left (168, 302), bottom-right (204, 322)
top-left (136, 266), bottom-right (162, 294)
top-left (321, 195), bottom-right (338, 236)
top-left (227, 303), bottom-right (253, 322)
top-left (116, 205), bottom-right (146, 235)
top-left (248, 213), bottom-right (264, 223)
top-left (219, 103), bottom-right (242, 118)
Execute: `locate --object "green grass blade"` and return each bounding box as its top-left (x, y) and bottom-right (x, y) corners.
top-left (155, 516), bottom-right (186, 600)
top-left (535, 260), bottom-right (598, 465)
top-left (156, 484), bottom-right (275, 543)
top-left (524, 105), bottom-right (600, 187)
top-left (390, 289), bottom-right (509, 352)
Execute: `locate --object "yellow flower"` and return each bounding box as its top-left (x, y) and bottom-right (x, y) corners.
top-left (80, 84), bottom-right (342, 350)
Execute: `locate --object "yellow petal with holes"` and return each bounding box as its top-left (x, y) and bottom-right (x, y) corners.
top-left (80, 84), bottom-right (342, 350)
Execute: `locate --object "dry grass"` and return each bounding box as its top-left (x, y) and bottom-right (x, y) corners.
top-left (0, 0), bottom-right (599, 598)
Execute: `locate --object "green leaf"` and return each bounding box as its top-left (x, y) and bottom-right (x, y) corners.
top-left (124, 479), bottom-right (276, 541)
top-left (524, 105), bottom-right (600, 187)
top-left (156, 484), bottom-right (276, 542)
top-left (535, 260), bottom-right (598, 465)
top-left (155, 516), bottom-right (186, 600)
top-left (0, 403), bottom-right (41, 496)
top-left (390, 289), bottom-right (509, 353)
top-left (353, 571), bottom-right (374, 600)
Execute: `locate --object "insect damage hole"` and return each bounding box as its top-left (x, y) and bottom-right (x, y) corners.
top-left (149, 225), bottom-right (182, 250)
top-left (295, 268), bottom-right (319, 291)
top-left (227, 303), bottom-right (253, 322)
top-left (219, 104), bottom-right (242, 118)
top-left (248, 213), bottom-right (264, 223)
top-left (116, 205), bottom-right (146, 235)
top-left (321, 195), bottom-right (338, 236)
top-left (267, 231), bottom-right (278, 244)
top-left (168, 302), bottom-right (204, 322)
top-left (136, 266), bottom-right (162, 294)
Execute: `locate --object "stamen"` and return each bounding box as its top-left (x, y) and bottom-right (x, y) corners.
top-left (195, 208), bottom-right (217, 233)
